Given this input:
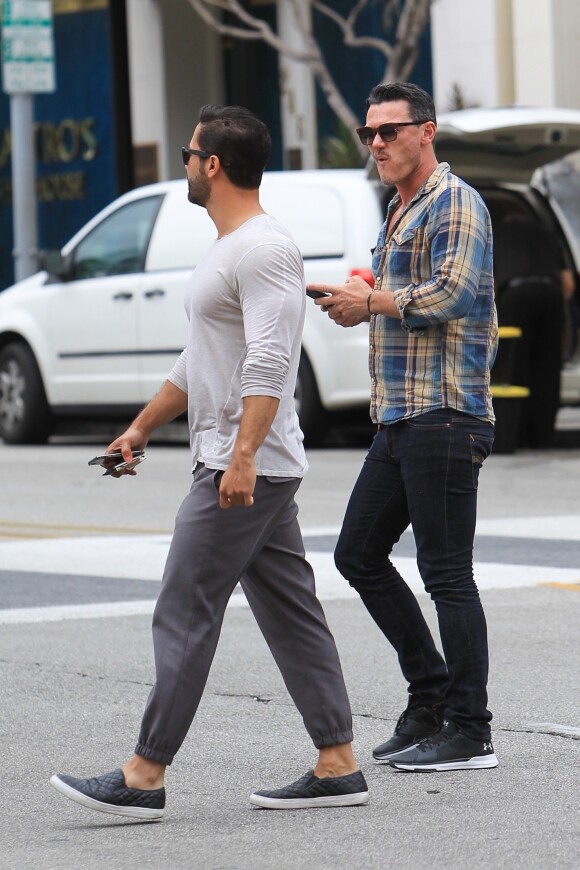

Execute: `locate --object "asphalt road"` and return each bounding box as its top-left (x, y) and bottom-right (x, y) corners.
top-left (1, 433), bottom-right (579, 869)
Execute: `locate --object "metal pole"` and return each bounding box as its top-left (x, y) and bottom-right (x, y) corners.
top-left (10, 93), bottom-right (38, 282)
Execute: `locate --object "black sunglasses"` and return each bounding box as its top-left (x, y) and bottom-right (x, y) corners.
top-left (181, 146), bottom-right (212, 165)
top-left (355, 120), bottom-right (430, 146)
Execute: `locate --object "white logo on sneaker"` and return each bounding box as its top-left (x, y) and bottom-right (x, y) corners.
top-left (483, 742), bottom-right (493, 751)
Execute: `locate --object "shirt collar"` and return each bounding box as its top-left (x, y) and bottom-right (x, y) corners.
top-left (387, 162), bottom-right (450, 215)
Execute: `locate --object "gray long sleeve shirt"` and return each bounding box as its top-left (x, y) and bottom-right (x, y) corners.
top-left (168, 213), bottom-right (308, 477)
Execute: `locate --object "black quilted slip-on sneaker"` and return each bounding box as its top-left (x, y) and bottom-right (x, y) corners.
top-left (50, 768), bottom-right (165, 820)
top-left (249, 769), bottom-right (369, 809)
top-left (388, 720), bottom-right (499, 771)
top-left (372, 703), bottom-right (444, 763)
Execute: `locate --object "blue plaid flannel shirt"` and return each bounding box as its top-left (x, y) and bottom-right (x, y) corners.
top-left (370, 162), bottom-right (498, 425)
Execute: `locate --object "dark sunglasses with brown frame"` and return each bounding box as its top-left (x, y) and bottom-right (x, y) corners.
top-left (355, 120), bottom-right (432, 146)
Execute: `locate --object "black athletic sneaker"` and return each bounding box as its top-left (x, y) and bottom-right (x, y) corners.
top-left (388, 720), bottom-right (499, 771)
top-left (249, 769), bottom-right (369, 809)
top-left (50, 768), bottom-right (165, 820)
top-left (372, 702), bottom-right (444, 762)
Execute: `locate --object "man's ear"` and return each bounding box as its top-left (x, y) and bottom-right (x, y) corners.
top-left (206, 155), bottom-right (221, 177)
top-left (422, 121), bottom-right (437, 144)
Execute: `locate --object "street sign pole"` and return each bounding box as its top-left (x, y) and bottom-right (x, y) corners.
top-left (10, 92), bottom-right (37, 281)
top-left (1, 0), bottom-right (56, 282)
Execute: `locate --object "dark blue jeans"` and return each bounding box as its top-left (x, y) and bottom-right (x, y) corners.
top-left (334, 408), bottom-right (494, 740)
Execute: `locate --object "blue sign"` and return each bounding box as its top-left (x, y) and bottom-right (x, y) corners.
top-left (0, 1), bottom-right (121, 290)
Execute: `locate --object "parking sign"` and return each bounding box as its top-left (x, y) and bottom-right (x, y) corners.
top-left (1, 0), bottom-right (56, 93)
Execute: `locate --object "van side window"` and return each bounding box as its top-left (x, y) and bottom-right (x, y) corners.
top-left (71, 196), bottom-right (162, 280)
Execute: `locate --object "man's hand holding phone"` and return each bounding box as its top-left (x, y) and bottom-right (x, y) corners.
top-left (306, 286), bottom-right (334, 316)
top-left (307, 276), bottom-right (372, 327)
top-left (89, 425), bottom-right (149, 477)
top-left (88, 450), bottom-right (146, 476)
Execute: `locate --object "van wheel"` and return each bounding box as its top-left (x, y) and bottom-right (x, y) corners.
top-left (295, 352), bottom-right (328, 446)
top-left (0, 342), bottom-right (53, 444)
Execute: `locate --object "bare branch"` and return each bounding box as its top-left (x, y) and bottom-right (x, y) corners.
top-left (386, 0), bottom-right (433, 82)
top-left (280, 2), bottom-right (369, 159)
top-left (188, 0), bottom-right (317, 61)
top-left (313, 0), bottom-right (392, 59)
top-left (186, 0), bottom-right (434, 160)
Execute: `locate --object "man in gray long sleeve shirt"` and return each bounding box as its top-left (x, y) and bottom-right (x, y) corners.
top-left (168, 212), bottom-right (308, 477)
top-left (50, 105), bottom-right (367, 819)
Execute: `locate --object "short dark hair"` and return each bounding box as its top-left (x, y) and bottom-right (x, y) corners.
top-left (197, 104), bottom-right (272, 189)
top-left (366, 82), bottom-right (436, 125)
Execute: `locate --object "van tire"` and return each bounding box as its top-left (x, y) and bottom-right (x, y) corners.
top-left (296, 352), bottom-right (328, 446)
top-left (0, 342), bottom-right (53, 444)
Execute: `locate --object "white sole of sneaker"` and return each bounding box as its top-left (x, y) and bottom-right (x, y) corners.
top-left (49, 775), bottom-right (164, 820)
top-left (391, 753), bottom-right (499, 772)
top-left (249, 790), bottom-right (369, 809)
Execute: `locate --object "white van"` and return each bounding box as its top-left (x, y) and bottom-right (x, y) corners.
top-left (434, 107), bottom-right (580, 404)
top-left (0, 169), bottom-right (383, 445)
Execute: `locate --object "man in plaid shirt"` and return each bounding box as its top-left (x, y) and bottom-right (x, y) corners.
top-left (308, 82), bottom-right (499, 772)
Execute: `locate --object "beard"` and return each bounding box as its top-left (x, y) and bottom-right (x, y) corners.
top-left (375, 156), bottom-right (406, 187)
top-left (374, 146), bottom-right (423, 187)
top-left (187, 169), bottom-right (211, 207)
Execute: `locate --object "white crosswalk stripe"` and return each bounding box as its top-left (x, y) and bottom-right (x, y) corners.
top-left (0, 516), bottom-right (578, 624)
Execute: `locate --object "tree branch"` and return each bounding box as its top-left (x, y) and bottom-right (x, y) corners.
top-left (386, 0), bottom-right (432, 82)
top-left (312, 0), bottom-right (392, 59)
top-left (188, 0), bottom-right (317, 60)
top-left (186, 1), bottom-right (434, 160)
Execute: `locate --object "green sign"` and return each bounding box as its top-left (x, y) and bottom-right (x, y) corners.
top-left (2, 0), bottom-right (56, 93)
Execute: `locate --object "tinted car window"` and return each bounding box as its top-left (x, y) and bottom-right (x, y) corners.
top-left (71, 196), bottom-right (162, 279)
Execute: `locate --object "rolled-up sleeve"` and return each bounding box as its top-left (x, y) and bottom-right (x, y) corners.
top-left (394, 185), bottom-right (490, 332)
top-left (235, 243), bottom-right (305, 399)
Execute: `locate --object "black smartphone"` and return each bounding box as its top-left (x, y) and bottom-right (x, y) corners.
top-left (88, 450), bottom-right (144, 467)
top-left (306, 289), bottom-right (330, 299)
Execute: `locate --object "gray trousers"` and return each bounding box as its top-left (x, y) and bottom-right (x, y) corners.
top-left (135, 464), bottom-right (353, 765)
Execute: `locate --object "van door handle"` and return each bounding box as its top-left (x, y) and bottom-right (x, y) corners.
top-left (113, 291), bottom-right (133, 300)
top-left (144, 288), bottom-right (166, 299)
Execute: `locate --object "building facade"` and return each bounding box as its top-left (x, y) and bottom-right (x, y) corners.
top-left (431, 0), bottom-right (580, 111)
top-left (0, 0), bottom-right (433, 288)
